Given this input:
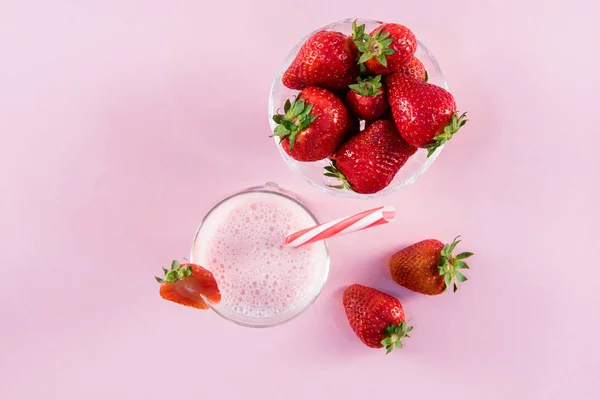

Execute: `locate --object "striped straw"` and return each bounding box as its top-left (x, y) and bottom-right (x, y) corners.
top-left (284, 206), bottom-right (396, 248)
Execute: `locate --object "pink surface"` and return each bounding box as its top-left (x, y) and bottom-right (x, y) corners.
top-left (1, 1), bottom-right (599, 399)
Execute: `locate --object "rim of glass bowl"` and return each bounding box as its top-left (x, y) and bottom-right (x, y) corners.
top-left (190, 182), bottom-right (330, 328)
top-left (268, 18), bottom-right (449, 199)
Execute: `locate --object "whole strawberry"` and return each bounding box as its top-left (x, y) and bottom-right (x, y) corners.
top-left (345, 75), bottom-right (388, 120)
top-left (353, 21), bottom-right (417, 75)
top-left (386, 71), bottom-right (468, 155)
top-left (326, 120), bottom-right (416, 194)
top-left (156, 260), bottom-right (221, 310)
top-left (343, 284), bottom-right (413, 354)
top-left (389, 236), bottom-right (473, 295)
top-left (283, 31), bottom-right (359, 91)
top-left (397, 56), bottom-right (428, 81)
top-left (273, 87), bottom-right (351, 162)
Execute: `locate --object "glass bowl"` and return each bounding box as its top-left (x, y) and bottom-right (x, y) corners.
top-left (268, 18), bottom-right (448, 199)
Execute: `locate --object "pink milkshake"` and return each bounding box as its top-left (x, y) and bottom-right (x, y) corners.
top-left (191, 185), bottom-right (329, 327)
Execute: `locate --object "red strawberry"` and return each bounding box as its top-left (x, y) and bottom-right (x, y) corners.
top-left (343, 284), bottom-right (412, 354)
top-left (272, 87), bottom-right (351, 162)
top-left (325, 120), bottom-right (416, 194)
top-left (156, 260), bottom-right (221, 310)
top-left (353, 21), bottom-right (417, 75)
top-left (282, 31), bottom-right (359, 91)
top-left (397, 56), bottom-right (428, 81)
top-left (389, 236), bottom-right (474, 295)
top-left (345, 75), bottom-right (388, 120)
top-left (386, 71), bottom-right (468, 155)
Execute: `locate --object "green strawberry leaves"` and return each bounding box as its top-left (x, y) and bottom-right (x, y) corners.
top-left (352, 20), bottom-right (396, 68)
top-left (438, 236), bottom-right (474, 293)
top-left (348, 75), bottom-right (383, 96)
top-left (292, 98), bottom-right (304, 114)
top-left (324, 162), bottom-right (354, 192)
top-left (351, 19), bottom-right (366, 42)
top-left (456, 252), bottom-right (474, 260)
top-left (424, 112), bottom-right (469, 158)
top-left (155, 260), bottom-right (193, 284)
top-left (271, 97), bottom-right (317, 151)
top-left (381, 322), bottom-right (413, 354)
top-left (455, 270), bottom-right (468, 283)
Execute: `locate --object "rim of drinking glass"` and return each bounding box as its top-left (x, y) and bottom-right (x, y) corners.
top-left (267, 18), bottom-right (448, 199)
top-left (190, 182), bottom-right (330, 328)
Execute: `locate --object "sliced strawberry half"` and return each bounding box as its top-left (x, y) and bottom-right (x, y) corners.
top-left (156, 260), bottom-right (221, 310)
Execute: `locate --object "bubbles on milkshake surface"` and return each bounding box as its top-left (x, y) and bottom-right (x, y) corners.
top-left (200, 197), bottom-right (321, 318)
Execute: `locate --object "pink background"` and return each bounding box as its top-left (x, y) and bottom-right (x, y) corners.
top-left (1, 1), bottom-right (599, 399)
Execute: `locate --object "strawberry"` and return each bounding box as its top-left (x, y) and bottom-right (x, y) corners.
top-left (325, 120), bottom-right (416, 194)
top-left (272, 87), bottom-right (351, 162)
top-left (397, 56), bottom-right (428, 81)
top-left (156, 260), bottom-right (221, 310)
top-left (343, 284), bottom-right (412, 354)
top-left (282, 31), bottom-right (359, 91)
top-left (345, 75), bottom-right (388, 120)
top-left (389, 236), bottom-right (474, 295)
top-left (386, 71), bottom-right (468, 155)
top-left (353, 21), bottom-right (417, 75)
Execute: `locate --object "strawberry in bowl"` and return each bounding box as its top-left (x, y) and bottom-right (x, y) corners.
top-left (282, 31), bottom-right (358, 91)
top-left (345, 75), bottom-right (388, 121)
top-left (269, 18), bottom-right (469, 198)
top-left (272, 87), bottom-right (352, 162)
top-left (352, 20), bottom-right (417, 76)
top-left (326, 120), bottom-right (416, 194)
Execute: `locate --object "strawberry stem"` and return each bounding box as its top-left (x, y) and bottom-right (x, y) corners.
top-left (438, 236), bottom-right (474, 293)
top-left (348, 75), bottom-right (383, 96)
top-left (324, 162), bottom-right (354, 192)
top-left (271, 97), bottom-right (317, 151)
top-left (155, 260), bottom-right (193, 284)
top-left (425, 112), bottom-right (469, 157)
top-left (381, 322), bottom-right (413, 354)
top-left (351, 19), bottom-right (366, 42)
top-left (352, 21), bottom-right (395, 67)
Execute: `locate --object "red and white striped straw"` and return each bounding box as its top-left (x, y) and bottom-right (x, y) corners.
top-left (284, 205), bottom-right (396, 248)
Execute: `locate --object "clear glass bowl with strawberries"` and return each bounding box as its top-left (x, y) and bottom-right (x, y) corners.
top-left (268, 18), bottom-right (468, 198)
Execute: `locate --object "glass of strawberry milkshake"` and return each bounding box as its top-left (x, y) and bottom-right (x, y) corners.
top-left (190, 182), bottom-right (330, 327)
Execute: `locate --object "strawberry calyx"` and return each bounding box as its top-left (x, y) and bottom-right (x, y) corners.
top-left (424, 112), bottom-right (469, 157)
top-left (438, 236), bottom-right (474, 293)
top-left (352, 20), bottom-right (395, 68)
top-left (381, 321), bottom-right (413, 354)
top-left (155, 260), bottom-right (192, 284)
top-left (351, 19), bottom-right (366, 42)
top-left (348, 75), bottom-right (383, 96)
top-left (271, 97), bottom-right (317, 151)
top-left (324, 162), bottom-right (354, 191)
